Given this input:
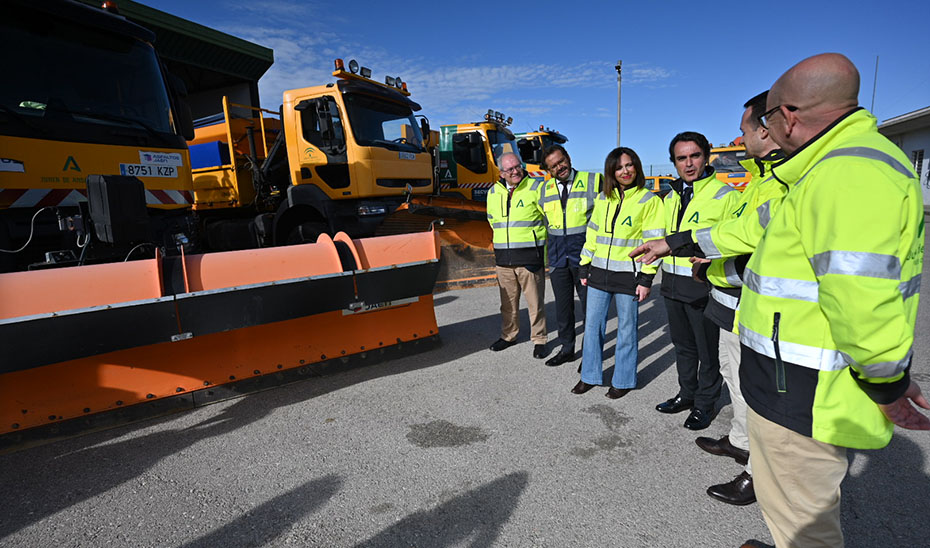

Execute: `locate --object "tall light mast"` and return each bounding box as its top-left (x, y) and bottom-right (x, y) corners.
top-left (615, 60), bottom-right (622, 147)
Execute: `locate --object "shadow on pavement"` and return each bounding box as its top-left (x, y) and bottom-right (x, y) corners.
top-left (353, 471), bottom-right (529, 548)
top-left (182, 474), bottom-right (342, 548)
top-left (0, 309), bottom-right (503, 541)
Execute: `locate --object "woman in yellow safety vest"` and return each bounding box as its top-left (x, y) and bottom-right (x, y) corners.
top-left (573, 147), bottom-right (665, 398)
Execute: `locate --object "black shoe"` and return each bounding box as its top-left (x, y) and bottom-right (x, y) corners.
top-left (683, 408), bottom-right (713, 430)
top-left (533, 344), bottom-right (547, 359)
top-left (695, 435), bottom-right (750, 466)
top-left (489, 338), bottom-right (515, 351)
top-left (739, 540), bottom-right (774, 548)
top-left (571, 380), bottom-right (596, 394)
top-left (545, 351), bottom-right (573, 367)
top-left (707, 472), bottom-right (756, 506)
top-left (605, 387), bottom-right (630, 399)
top-left (655, 395), bottom-right (694, 414)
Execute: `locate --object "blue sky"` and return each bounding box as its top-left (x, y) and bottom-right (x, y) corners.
top-left (149, 0), bottom-right (929, 173)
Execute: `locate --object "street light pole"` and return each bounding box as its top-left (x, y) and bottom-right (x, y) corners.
top-left (615, 60), bottom-right (622, 147)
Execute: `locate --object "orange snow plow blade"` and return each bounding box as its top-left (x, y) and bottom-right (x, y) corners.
top-left (378, 195), bottom-right (497, 291)
top-left (0, 231), bottom-right (441, 448)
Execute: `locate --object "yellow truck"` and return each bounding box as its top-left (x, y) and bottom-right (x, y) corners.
top-left (515, 126), bottom-right (568, 178)
top-left (435, 110), bottom-right (522, 202)
top-left (709, 139), bottom-right (751, 191)
top-left (1, 0), bottom-right (195, 271)
top-left (188, 59), bottom-right (434, 247)
top-left (0, 1), bottom-right (441, 447)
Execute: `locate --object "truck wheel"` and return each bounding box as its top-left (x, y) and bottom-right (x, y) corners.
top-left (286, 221), bottom-right (327, 245)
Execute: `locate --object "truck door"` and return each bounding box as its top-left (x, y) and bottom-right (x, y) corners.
top-left (295, 96), bottom-right (352, 196)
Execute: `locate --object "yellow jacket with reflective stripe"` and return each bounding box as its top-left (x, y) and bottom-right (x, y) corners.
top-left (578, 185), bottom-right (665, 293)
top-left (660, 169), bottom-right (741, 303)
top-left (487, 175), bottom-right (547, 266)
top-left (739, 109), bottom-right (923, 449)
top-left (700, 153), bottom-right (789, 331)
top-left (539, 171), bottom-right (601, 268)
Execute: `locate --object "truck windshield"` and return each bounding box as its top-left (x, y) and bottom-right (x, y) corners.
top-left (343, 93), bottom-right (424, 152)
top-left (710, 149), bottom-right (748, 173)
top-left (0, 7), bottom-right (178, 146)
top-left (486, 130), bottom-right (520, 162)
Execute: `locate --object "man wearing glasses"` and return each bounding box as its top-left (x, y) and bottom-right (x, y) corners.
top-left (487, 152), bottom-right (548, 359)
top-left (735, 53), bottom-right (928, 547)
top-left (538, 145), bottom-right (601, 367)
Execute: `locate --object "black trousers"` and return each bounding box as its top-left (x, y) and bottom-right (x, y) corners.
top-left (664, 296), bottom-right (722, 411)
top-left (550, 265), bottom-right (586, 351)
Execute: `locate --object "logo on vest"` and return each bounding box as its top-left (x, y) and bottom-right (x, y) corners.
top-left (621, 216), bottom-right (632, 227)
top-left (688, 211), bottom-right (699, 223)
top-left (733, 203), bottom-right (747, 217)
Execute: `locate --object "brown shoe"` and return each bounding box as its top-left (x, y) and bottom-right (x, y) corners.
top-left (571, 380), bottom-right (596, 394)
top-left (695, 435), bottom-right (749, 466)
top-left (708, 471), bottom-right (755, 506)
top-left (605, 387), bottom-right (630, 399)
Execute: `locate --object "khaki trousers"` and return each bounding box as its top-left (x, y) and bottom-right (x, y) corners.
top-left (748, 408), bottom-right (847, 548)
top-left (496, 265), bottom-right (546, 345)
top-left (720, 329), bottom-right (750, 473)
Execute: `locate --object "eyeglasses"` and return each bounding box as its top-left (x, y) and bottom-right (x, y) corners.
top-left (500, 165), bottom-right (523, 174)
top-left (546, 159), bottom-right (568, 172)
top-left (758, 104), bottom-right (798, 129)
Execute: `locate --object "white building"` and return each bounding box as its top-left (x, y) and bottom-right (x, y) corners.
top-left (878, 106), bottom-right (930, 210)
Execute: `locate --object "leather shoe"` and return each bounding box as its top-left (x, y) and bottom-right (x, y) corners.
top-left (571, 380), bottom-right (596, 394)
top-left (695, 435), bottom-right (749, 466)
top-left (489, 338), bottom-right (514, 351)
top-left (605, 387), bottom-right (630, 399)
top-left (545, 351), bottom-right (573, 367)
top-left (655, 395), bottom-right (694, 414)
top-left (683, 408), bottom-right (713, 430)
top-left (533, 344), bottom-right (547, 359)
top-left (707, 471), bottom-right (756, 506)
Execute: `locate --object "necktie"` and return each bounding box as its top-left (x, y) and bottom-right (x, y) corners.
top-left (560, 182), bottom-right (569, 207)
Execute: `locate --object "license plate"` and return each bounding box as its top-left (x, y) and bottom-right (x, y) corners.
top-left (119, 164), bottom-right (177, 178)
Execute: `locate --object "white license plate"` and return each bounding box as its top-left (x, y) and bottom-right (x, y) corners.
top-left (119, 164), bottom-right (177, 178)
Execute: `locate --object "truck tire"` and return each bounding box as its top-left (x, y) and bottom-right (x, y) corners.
top-left (285, 221), bottom-right (328, 245)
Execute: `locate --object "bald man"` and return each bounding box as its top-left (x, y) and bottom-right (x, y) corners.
top-left (735, 54), bottom-right (928, 547)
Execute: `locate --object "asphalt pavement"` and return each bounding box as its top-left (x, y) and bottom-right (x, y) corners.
top-left (2, 225), bottom-right (929, 547)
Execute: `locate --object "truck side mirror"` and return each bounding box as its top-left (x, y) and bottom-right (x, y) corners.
top-left (451, 132), bottom-right (487, 174)
top-left (419, 117), bottom-right (430, 139)
top-left (166, 72), bottom-right (194, 141)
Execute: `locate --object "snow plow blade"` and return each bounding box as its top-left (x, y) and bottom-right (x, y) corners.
top-left (378, 195), bottom-right (497, 291)
top-left (0, 231), bottom-right (441, 448)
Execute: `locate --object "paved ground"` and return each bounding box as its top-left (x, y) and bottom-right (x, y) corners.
top-left (2, 226), bottom-right (929, 547)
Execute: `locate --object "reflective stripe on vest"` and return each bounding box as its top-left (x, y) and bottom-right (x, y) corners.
top-left (758, 200), bottom-right (772, 229)
top-left (810, 250), bottom-right (901, 280)
top-left (711, 286), bottom-right (740, 310)
top-left (743, 267), bottom-right (819, 302)
top-left (661, 261), bottom-right (693, 277)
top-left (723, 258), bottom-right (742, 287)
top-left (739, 324), bottom-right (848, 371)
top-left (595, 236), bottom-right (642, 247)
top-left (642, 228), bottom-right (666, 239)
top-left (901, 273), bottom-right (921, 300)
top-left (695, 227), bottom-right (719, 258)
top-left (592, 256), bottom-right (637, 272)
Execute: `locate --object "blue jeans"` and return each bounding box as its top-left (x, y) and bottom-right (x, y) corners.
top-left (580, 286), bottom-right (639, 389)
